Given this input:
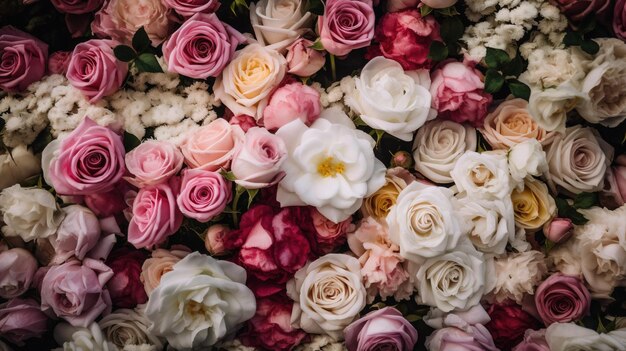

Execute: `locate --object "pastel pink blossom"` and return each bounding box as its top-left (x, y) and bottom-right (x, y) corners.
top-left (285, 38), bottom-right (326, 77)
top-left (47, 51), bottom-right (71, 75)
top-left (125, 140), bottom-right (184, 188)
top-left (534, 274), bottom-right (591, 325)
top-left (0, 298), bottom-right (48, 345)
top-left (205, 224), bottom-right (230, 255)
top-left (512, 329), bottom-right (550, 351)
top-left (317, 0), bottom-right (375, 56)
top-left (0, 26), bottom-right (48, 92)
top-left (177, 169), bottom-right (232, 222)
top-left (0, 248), bottom-right (38, 299)
top-left (311, 208), bottom-right (351, 254)
top-left (344, 307), bottom-right (418, 351)
top-left (229, 114), bottom-right (258, 132)
top-left (262, 83), bottom-right (321, 131)
top-left (163, 0), bottom-right (220, 17)
top-left (53, 205), bottom-right (101, 260)
top-left (180, 118), bottom-right (245, 171)
top-left (231, 127), bottom-right (287, 189)
top-left (543, 218), bottom-right (573, 244)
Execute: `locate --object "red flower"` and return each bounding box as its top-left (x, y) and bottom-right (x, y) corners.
top-left (485, 302), bottom-right (542, 350)
top-left (105, 248), bottom-right (148, 308)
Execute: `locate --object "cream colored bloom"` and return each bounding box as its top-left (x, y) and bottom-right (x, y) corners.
top-left (490, 250), bottom-right (547, 304)
top-left (458, 196), bottom-right (515, 255)
top-left (546, 323), bottom-right (626, 351)
top-left (99, 307), bottom-right (163, 350)
top-left (528, 83), bottom-right (585, 133)
top-left (250, 0), bottom-right (313, 50)
top-left (53, 323), bottom-right (118, 351)
top-left (0, 145), bottom-right (40, 190)
top-left (511, 178), bottom-right (555, 231)
top-left (507, 138), bottom-right (548, 184)
top-left (451, 151), bottom-right (512, 200)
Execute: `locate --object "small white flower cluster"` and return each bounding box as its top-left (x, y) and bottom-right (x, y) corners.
top-left (462, 0), bottom-right (568, 59)
top-left (311, 75), bottom-right (355, 112)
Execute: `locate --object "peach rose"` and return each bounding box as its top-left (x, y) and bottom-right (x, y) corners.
top-left (180, 118), bottom-right (245, 171)
top-left (140, 245), bottom-right (191, 295)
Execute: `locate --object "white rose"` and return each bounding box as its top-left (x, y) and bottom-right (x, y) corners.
top-left (214, 44), bottom-right (287, 119)
top-left (345, 57), bottom-right (434, 141)
top-left (546, 323), bottom-right (626, 351)
top-left (528, 83), bottom-right (586, 133)
top-left (287, 254), bottom-right (366, 340)
top-left (507, 138), bottom-right (548, 184)
top-left (145, 253), bottom-right (256, 349)
top-left (451, 151), bottom-right (512, 200)
top-left (0, 184), bottom-right (64, 241)
top-left (458, 196), bottom-right (515, 255)
top-left (545, 126), bottom-right (613, 194)
top-left (276, 107), bottom-right (386, 223)
top-left (424, 304), bottom-right (491, 330)
top-left (387, 182), bottom-right (465, 261)
top-left (53, 323), bottom-right (119, 351)
top-left (250, 0), bottom-right (313, 50)
top-left (99, 307), bottom-right (163, 350)
top-left (490, 250), bottom-right (547, 304)
top-left (412, 120), bottom-right (476, 184)
top-left (0, 145), bottom-right (41, 190)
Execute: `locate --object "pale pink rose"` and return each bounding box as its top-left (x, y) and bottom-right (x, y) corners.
top-left (344, 307), bottom-right (418, 351)
top-left (231, 127), bottom-right (287, 189)
top-left (53, 205), bottom-right (101, 260)
top-left (427, 325), bottom-right (498, 351)
top-left (285, 38), bottom-right (326, 77)
top-left (42, 118), bottom-right (125, 195)
top-left (66, 39), bottom-right (128, 102)
top-left (386, 0), bottom-right (418, 12)
top-left (125, 140), bottom-right (184, 188)
top-left (205, 224), bottom-right (229, 255)
top-left (534, 274), bottom-right (590, 325)
top-left (614, 155), bottom-right (626, 202)
top-left (229, 114), bottom-right (257, 132)
top-left (430, 60), bottom-right (493, 127)
top-left (422, 0), bottom-right (457, 8)
top-left (615, 0), bottom-right (626, 40)
top-left (48, 51), bottom-right (71, 75)
top-left (318, 0), bottom-right (375, 56)
top-left (51, 0), bottom-right (104, 14)
top-left (512, 329), bottom-right (549, 351)
top-left (599, 167), bottom-right (624, 209)
top-left (311, 208), bottom-right (352, 254)
top-left (140, 245), bottom-right (190, 295)
top-left (180, 118), bottom-right (245, 171)
top-left (128, 179), bottom-right (183, 249)
top-left (92, 0), bottom-right (172, 46)
top-left (0, 248), bottom-right (38, 299)
top-left (163, 0), bottom-right (220, 17)
top-left (40, 258), bottom-right (113, 327)
top-left (176, 169), bottom-right (232, 222)
top-left (0, 26), bottom-right (48, 92)
top-left (262, 83), bottom-right (322, 131)
top-left (0, 298), bottom-right (48, 345)
top-left (543, 218), bottom-right (573, 244)
top-left (162, 13), bottom-right (245, 79)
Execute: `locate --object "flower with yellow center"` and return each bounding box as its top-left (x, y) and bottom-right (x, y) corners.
top-left (511, 178), bottom-right (555, 230)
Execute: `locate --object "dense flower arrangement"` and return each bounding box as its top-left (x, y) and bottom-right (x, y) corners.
top-left (1, 0), bottom-right (626, 350)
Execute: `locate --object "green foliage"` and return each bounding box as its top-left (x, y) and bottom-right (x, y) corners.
top-left (123, 131), bottom-right (141, 152)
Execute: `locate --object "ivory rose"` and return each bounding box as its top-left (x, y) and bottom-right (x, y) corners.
top-left (511, 178), bottom-right (556, 230)
top-left (545, 323), bottom-right (626, 351)
top-left (0, 185), bottom-right (64, 241)
top-left (0, 248), bottom-right (38, 299)
top-left (528, 83), bottom-right (585, 133)
top-left (458, 197), bottom-right (515, 255)
top-left (180, 118), bottom-right (245, 171)
top-left (125, 140), bottom-right (184, 188)
top-left (0, 26), bottom-right (48, 92)
top-left (92, 0), bottom-right (172, 45)
top-left (99, 307), bottom-right (164, 350)
top-left (262, 82), bottom-right (322, 131)
top-left (285, 38), bottom-right (326, 77)
top-left (250, 0), bottom-right (313, 49)
top-left (0, 145), bottom-right (40, 190)
top-left (53, 322), bottom-right (118, 351)
top-left (318, 0), bottom-right (375, 56)
top-left (451, 151), bottom-right (512, 200)
top-left (508, 139), bottom-right (548, 184)
top-left (519, 47), bottom-right (588, 90)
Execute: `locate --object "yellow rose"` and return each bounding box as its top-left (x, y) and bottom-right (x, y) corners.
top-left (361, 167), bottom-right (415, 220)
top-left (511, 178), bottom-right (556, 230)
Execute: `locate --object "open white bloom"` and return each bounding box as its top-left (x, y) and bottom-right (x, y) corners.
top-left (546, 323), bottom-right (626, 351)
top-left (507, 138), bottom-right (548, 185)
top-left (145, 253), bottom-right (255, 350)
top-left (458, 196), bottom-right (515, 255)
top-left (0, 184), bottom-right (64, 241)
top-left (100, 307), bottom-right (163, 350)
top-left (276, 107), bottom-right (386, 223)
top-left (345, 57), bottom-right (434, 141)
top-left (451, 151), bottom-right (512, 200)
top-left (0, 145), bottom-right (41, 190)
top-left (528, 83), bottom-right (586, 133)
top-left (250, 0), bottom-right (313, 50)
top-left (53, 323), bottom-right (118, 351)
top-left (387, 182), bottom-right (465, 262)
top-left (287, 254), bottom-right (366, 341)
top-left (490, 250), bottom-right (547, 304)
top-left (519, 47), bottom-right (588, 89)
top-left (294, 335), bottom-right (348, 351)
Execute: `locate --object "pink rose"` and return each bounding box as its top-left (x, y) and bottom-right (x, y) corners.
top-left (0, 298), bottom-right (48, 345)
top-left (180, 118), bottom-right (245, 171)
top-left (430, 60), bottom-right (493, 127)
top-left (163, 13), bottom-right (245, 79)
top-left (231, 127), bottom-right (287, 189)
top-left (163, 0), bottom-right (220, 17)
top-left (53, 205), bottom-right (101, 260)
top-left (51, 0), bottom-right (104, 14)
top-left (550, 0), bottom-right (611, 24)
top-left (344, 307), bottom-right (418, 351)
top-left (427, 325), bottom-right (498, 351)
top-left (422, 0), bottom-right (458, 8)
top-left (262, 82), bottom-right (321, 131)
top-left (311, 208), bottom-right (351, 254)
top-left (0, 248), bottom-right (38, 299)
top-left (105, 248), bottom-right (147, 308)
top-left (140, 246), bottom-right (190, 295)
top-left (176, 168), bottom-right (232, 222)
top-left (615, 0), bottom-right (626, 40)
top-left (229, 114), bottom-right (258, 132)
top-left (48, 51), bottom-right (71, 75)
top-left (614, 156), bottom-right (626, 201)
top-left (512, 329), bottom-right (549, 351)
top-left (285, 38), bottom-right (326, 77)
top-left (92, 0), bottom-right (172, 46)
top-left (386, 0), bottom-right (418, 12)
top-left (84, 181), bottom-right (130, 217)
top-left (543, 218), bottom-right (573, 244)
top-left (205, 224), bottom-right (230, 255)
top-left (0, 26), bottom-right (48, 92)
top-left (40, 258), bottom-right (113, 327)
top-left (128, 179), bottom-right (183, 249)
top-left (318, 0), bottom-right (375, 56)
top-left (42, 118), bottom-right (125, 195)
top-left (125, 140), bottom-right (184, 188)
top-left (66, 39), bottom-right (128, 102)
top-left (534, 274), bottom-right (591, 325)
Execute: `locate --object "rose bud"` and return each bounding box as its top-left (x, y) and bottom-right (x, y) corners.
top-left (106, 248), bottom-right (148, 309)
top-left (205, 224), bottom-right (230, 256)
top-left (285, 38), bottom-right (326, 77)
top-left (391, 150), bottom-right (413, 169)
top-left (0, 298), bottom-right (48, 345)
top-left (0, 248), bottom-right (38, 299)
top-left (543, 218), bottom-right (573, 244)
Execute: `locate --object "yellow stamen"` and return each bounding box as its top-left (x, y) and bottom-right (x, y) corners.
top-left (317, 157), bottom-right (345, 177)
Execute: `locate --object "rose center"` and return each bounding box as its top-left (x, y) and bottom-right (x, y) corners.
top-left (317, 156), bottom-right (345, 177)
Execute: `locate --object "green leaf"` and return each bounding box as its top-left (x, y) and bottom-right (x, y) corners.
top-left (501, 53), bottom-right (526, 77)
top-left (309, 38), bottom-right (325, 51)
top-left (556, 197), bottom-right (588, 225)
top-left (246, 188), bottom-right (259, 208)
top-left (573, 192), bottom-right (598, 209)
top-left (563, 31), bottom-right (583, 47)
top-left (123, 131), bottom-right (141, 152)
top-left (544, 239), bottom-right (556, 253)
top-left (134, 53), bottom-right (163, 73)
top-left (581, 39), bottom-right (600, 55)
top-left (405, 314), bottom-right (421, 322)
top-left (507, 79), bottom-right (531, 100)
top-left (230, 0), bottom-right (249, 15)
top-left (420, 4), bottom-right (433, 17)
top-left (440, 16), bottom-right (464, 44)
top-left (436, 6), bottom-right (460, 16)
top-left (132, 26), bottom-right (151, 52)
top-left (485, 47), bottom-right (511, 69)
top-left (220, 170), bottom-right (236, 181)
top-left (113, 45), bottom-right (136, 62)
top-left (484, 69), bottom-right (505, 93)
top-left (578, 18), bottom-right (596, 35)
top-left (305, 0), bottom-right (324, 16)
top-left (428, 41), bottom-right (448, 61)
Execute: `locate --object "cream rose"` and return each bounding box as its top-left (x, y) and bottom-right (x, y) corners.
top-left (490, 250), bottom-right (547, 304)
top-left (511, 178), bottom-right (556, 231)
top-left (250, 0), bottom-right (313, 50)
top-left (345, 57), bottom-right (434, 141)
top-left (546, 323), bottom-right (626, 351)
top-left (361, 167), bottom-right (415, 220)
top-left (412, 119), bottom-right (476, 184)
top-left (0, 184), bottom-right (64, 241)
top-left (544, 126), bottom-right (613, 194)
top-left (214, 44), bottom-right (287, 119)
top-left (451, 151), bottom-right (512, 200)
top-left (145, 253), bottom-right (255, 349)
top-left (507, 139), bottom-right (548, 184)
top-left (528, 83), bottom-right (586, 133)
top-left (387, 182), bottom-right (465, 261)
top-left (550, 240), bottom-right (583, 277)
top-left (0, 145), bottom-right (40, 190)
top-left (99, 307), bottom-right (163, 350)
top-left (458, 197), bottom-right (515, 255)
top-left (53, 323), bottom-right (118, 351)
top-left (287, 254), bottom-right (366, 340)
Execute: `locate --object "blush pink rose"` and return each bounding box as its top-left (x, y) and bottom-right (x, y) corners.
top-left (318, 0), bottom-right (375, 56)
top-left (615, 0), bottom-right (626, 41)
top-left (48, 51), bottom-right (71, 75)
top-left (229, 114), bottom-right (257, 132)
top-left (285, 38), bottom-right (326, 77)
top-left (430, 60), bottom-right (493, 127)
top-left (125, 140), bottom-right (184, 188)
top-left (53, 205), bottom-right (101, 260)
top-left (427, 325), bottom-right (498, 351)
top-left (163, 0), bottom-right (220, 17)
top-left (105, 248), bottom-right (148, 308)
top-left (534, 274), bottom-right (591, 325)
top-left (180, 118), bottom-right (245, 171)
top-left (311, 208), bottom-right (351, 254)
top-left (543, 218), bottom-right (573, 244)
top-left (163, 13), bottom-right (245, 79)
top-left (550, 0), bottom-right (612, 24)
top-left (262, 82), bottom-right (321, 131)
top-left (42, 118), bottom-right (125, 195)
top-left (231, 127), bottom-right (287, 189)
top-left (140, 245), bottom-right (190, 295)
top-left (0, 248), bottom-right (38, 299)
top-left (40, 258), bottom-right (113, 327)
top-left (0, 26), bottom-right (48, 92)
top-left (205, 224), bottom-right (230, 255)
top-left (344, 307), bottom-right (418, 351)
top-left (128, 179), bottom-right (183, 249)
top-left (66, 39), bottom-right (128, 102)
top-left (0, 298), bottom-right (48, 345)
top-left (51, 0), bottom-right (104, 14)
top-left (176, 168), bottom-right (232, 222)
top-left (512, 329), bottom-right (549, 351)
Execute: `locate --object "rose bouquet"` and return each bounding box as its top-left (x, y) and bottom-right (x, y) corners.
top-left (1, 0), bottom-right (626, 350)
